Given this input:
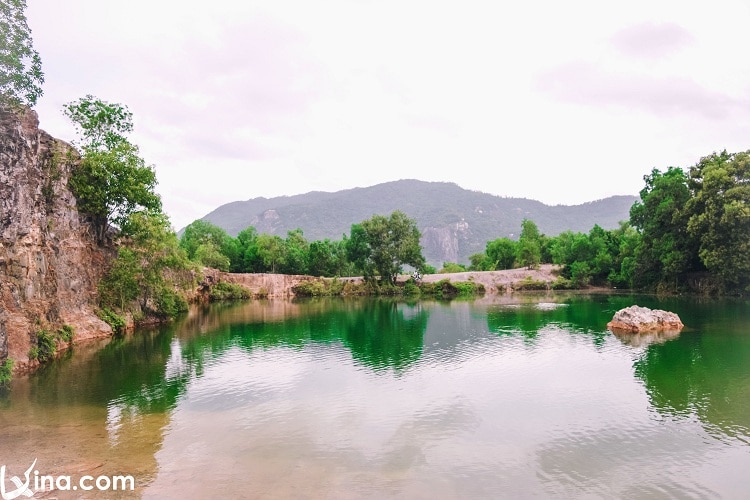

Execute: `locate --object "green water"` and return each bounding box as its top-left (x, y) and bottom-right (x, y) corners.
top-left (1, 294), bottom-right (749, 498)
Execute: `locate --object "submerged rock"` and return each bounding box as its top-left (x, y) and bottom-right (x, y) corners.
top-left (607, 305), bottom-right (684, 334)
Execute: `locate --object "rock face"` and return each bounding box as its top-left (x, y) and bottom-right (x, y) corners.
top-left (607, 305), bottom-right (684, 334)
top-left (0, 106), bottom-right (111, 371)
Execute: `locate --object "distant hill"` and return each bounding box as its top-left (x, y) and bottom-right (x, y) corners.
top-left (197, 180), bottom-right (637, 267)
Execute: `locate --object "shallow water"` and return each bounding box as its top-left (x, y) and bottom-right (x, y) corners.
top-left (2, 293), bottom-right (749, 498)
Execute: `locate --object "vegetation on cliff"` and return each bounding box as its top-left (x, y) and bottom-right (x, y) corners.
top-left (63, 96), bottom-right (194, 323)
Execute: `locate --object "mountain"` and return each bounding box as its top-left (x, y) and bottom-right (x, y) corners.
top-left (198, 180), bottom-right (637, 267)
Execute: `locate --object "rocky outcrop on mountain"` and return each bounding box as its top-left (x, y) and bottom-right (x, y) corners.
top-left (198, 179), bottom-right (637, 268)
top-left (606, 305), bottom-right (684, 334)
top-left (0, 106), bottom-right (110, 372)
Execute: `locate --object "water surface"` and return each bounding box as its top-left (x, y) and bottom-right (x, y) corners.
top-left (1, 294), bottom-right (749, 498)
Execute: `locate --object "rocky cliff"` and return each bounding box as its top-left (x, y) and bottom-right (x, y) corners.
top-left (0, 106), bottom-right (110, 372)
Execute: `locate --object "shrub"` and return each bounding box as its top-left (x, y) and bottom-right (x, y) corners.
top-left (512, 277), bottom-right (548, 291)
top-left (551, 277), bottom-right (575, 290)
top-left (403, 280), bottom-right (421, 296)
top-left (58, 324), bottom-right (75, 343)
top-left (30, 329), bottom-right (57, 363)
top-left (439, 262), bottom-right (467, 273)
top-left (420, 279), bottom-right (484, 299)
top-left (208, 282), bottom-right (252, 302)
top-left (154, 288), bottom-right (190, 318)
top-left (255, 287), bottom-right (269, 299)
top-left (98, 308), bottom-right (126, 334)
top-left (0, 359), bottom-right (14, 388)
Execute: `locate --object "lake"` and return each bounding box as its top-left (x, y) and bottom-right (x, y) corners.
top-left (1, 293), bottom-right (749, 498)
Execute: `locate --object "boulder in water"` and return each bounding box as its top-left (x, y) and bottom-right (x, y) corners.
top-left (607, 305), bottom-right (684, 334)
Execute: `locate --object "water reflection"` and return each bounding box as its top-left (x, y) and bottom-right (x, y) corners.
top-left (1, 294), bottom-right (749, 498)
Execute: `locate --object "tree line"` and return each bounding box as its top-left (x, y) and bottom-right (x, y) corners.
top-left (462, 151), bottom-right (750, 294)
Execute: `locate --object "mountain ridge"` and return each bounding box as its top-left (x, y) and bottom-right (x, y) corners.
top-left (197, 179), bottom-right (637, 267)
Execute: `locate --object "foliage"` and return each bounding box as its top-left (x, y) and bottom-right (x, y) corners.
top-left (511, 277), bottom-right (548, 291)
top-left (346, 211), bottom-right (426, 284)
top-left (439, 262), bottom-right (466, 273)
top-left (100, 211), bottom-right (192, 320)
top-left (292, 278), bottom-right (346, 297)
top-left (179, 219), bottom-right (236, 270)
top-left (65, 96), bottom-right (161, 243)
top-left (194, 241), bottom-right (231, 271)
top-left (517, 219), bottom-right (541, 269)
top-left (58, 324), bottom-right (75, 343)
top-left (486, 238), bottom-right (517, 270)
top-left (630, 166), bottom-right (698, 290)
top-left (0, 0), bottom-right (44, 107)
top-left (209, 282), bottom-right (252, 301)
top-left (686, 150), bottom-right (750, 293)
top-left (0, 358), bottom-right (13, 388)
top-left (256, 233), bottom-right (286, 273)
top-left (97, 308), bottom-right (126, 334)
top-left (29, 329), bottom-right (57, 363)
top-left (63, 95), bottom-right (134, 150)
top-left (419, 279), bottom-right (485, 299)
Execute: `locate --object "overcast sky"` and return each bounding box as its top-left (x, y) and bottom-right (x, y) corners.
top-left (26, 0), bottom-right (750, 230)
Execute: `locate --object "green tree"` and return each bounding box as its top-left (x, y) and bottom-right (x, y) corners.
top-left (347, 211), bottom-right (426, 284)
top-left (486, 238), bottom-right (517, 270)
top-left (630, 167), bottom-right (698, 290)
top-left (281, 229), bottom-right (309, 275)
top-left (468, 252), bottom-right (490, 271)
top-left (100, 211), bottom-right (191, 318)
top-left (179, 219), bottom-right (238, 270)
top-left (307, 239), bottom-right (347, 277)
top-left (0, 0), bottom-right (44, 107)
top-left (64, 96), bottom-right (161, 243)
top-left (516, 219), bottom-right (541, 269)
top-left (256, 234), bottom-right (286, 273)
top-left (686, 150), bottom-right (750, 292)
top-left (235, 226), bottom-right (264, 272)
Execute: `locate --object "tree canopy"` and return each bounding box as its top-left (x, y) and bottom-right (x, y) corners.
top-left (64, 95), bottom-right (161, 243)
top-left (347, 211), bottom-right (426, 284)
top-left (0, 0), bottom-right (44, 107)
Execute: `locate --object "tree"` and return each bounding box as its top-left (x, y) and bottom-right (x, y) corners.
top-left (486, 238), bottom-right (517, 270)
top-left (307, 239), bottom-right (347, 277)
top-left (180, 219), bottom-right (235, 263)
top-left (64, 96), bottom-right (161, 243)
top-left (686, 150), bottom-right (750, 292)
top-left (516, 219), bottom-right (541, 269)
top-left (281, 229), bottom-right (309, 275)
top-left (346, 211), bottom-right (425, 284)
top-left (0, 0), bottom-right (44, 107)
top-left (630, 167), bottom-right (699, 290)
top-left (100, 211), bottom-right (191, 318)
top-left (256, 234), bottom-right (286, 273)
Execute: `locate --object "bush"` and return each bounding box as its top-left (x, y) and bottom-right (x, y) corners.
top-left (439, 262), bottom-right (467, 273)
top-left (512, 277), bottom-right (548, 291)
top-left (0, 359), bottom-right (14, 388)
top-left (551, 277), bottom-right (575, 290)
top-left (58, 324), bottom-right (75, 343)
top-left (292, 278), bottom-right (345, 297)
top-left (208, 282), bottom-right (252, 301)
top-left (154, 288), bottom-right (190, 318)
top-left (403, 280), bottom-right (421, 296)
top-left (420, 279), bottom-right (485, 299)
top-left (29, 329), bottom-right (57, 363)
top-left (98, 308), bottom-right (126, 334)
